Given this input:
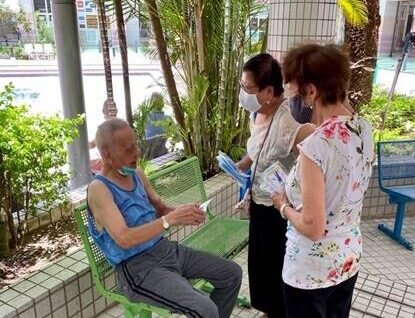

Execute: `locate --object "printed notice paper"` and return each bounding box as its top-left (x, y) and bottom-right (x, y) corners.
top-left (259, 161), bottom-right (287, 194)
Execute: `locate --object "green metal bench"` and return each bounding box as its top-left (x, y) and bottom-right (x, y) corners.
top-left (74, 156), bottom-right (250, 318)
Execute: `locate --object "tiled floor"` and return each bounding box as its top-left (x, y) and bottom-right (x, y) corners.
top-left (360, 217), bottom-right (415, 287)
top-left (97, 216), bottom-right (415, 318)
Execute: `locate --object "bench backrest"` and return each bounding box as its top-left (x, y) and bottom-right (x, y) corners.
top-left (148, 157), bottom-right (213, 218)
top-left (377, 140), bottom-right (415, 188)
top-left (74, 156), bottom-right (210, 291)
top-left (74, 203), bottom-right (112, 296)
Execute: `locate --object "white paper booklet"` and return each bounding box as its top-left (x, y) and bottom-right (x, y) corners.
top-left (199, 199), bottom-right (212, 213)
top-left (259, 161), bottom-right (288, 194)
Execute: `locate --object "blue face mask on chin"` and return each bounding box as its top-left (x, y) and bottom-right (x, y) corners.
top-left (117, 166), bottom-right (136, 177)
top-left (289, 95), bottom-right (313, 124)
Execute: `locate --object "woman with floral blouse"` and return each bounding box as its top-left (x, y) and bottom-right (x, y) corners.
top-left (271, 44), bottom-right (374, 318)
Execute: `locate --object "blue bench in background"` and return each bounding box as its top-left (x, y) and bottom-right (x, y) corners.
top-left (377, 140), bottom-right (415, 250)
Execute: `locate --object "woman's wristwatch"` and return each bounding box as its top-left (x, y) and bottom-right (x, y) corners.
top-left (279, 202), bottom-right (293, 220)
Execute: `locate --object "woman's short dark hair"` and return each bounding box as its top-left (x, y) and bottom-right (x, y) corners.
top-left (282, 44), bottom-right (350, 106)
top-left (243, 53), bottom-right (284, 96)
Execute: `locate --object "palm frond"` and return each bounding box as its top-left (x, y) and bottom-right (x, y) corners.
top-left (140, 44), bottom-right (159, 59)
top-left (104, 0), bottom-right (147, 22)
top-left (103, 0), bottom-right (115, 16)
top-left (337, 0), bottom-right (368, 27)
top-left (181, 75), bottom-right (210, 121)
top-left (122, 0), bottom-right (144, 21)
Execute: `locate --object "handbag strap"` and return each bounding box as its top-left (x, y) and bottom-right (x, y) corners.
top-left (249, 108), bottom-right (278, 192)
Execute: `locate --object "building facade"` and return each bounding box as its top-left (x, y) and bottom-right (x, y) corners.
top-left (379, 0), bottom-right (415, 56)
top-left (18, 0), bottom-right (141, 49)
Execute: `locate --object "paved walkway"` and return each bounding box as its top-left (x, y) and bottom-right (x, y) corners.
top-left (1, 53), bottom-right (413, 142)
top-left (374, 56), bottom-right (415, 96)
top-left (96, 216), bottom-right (415, 318)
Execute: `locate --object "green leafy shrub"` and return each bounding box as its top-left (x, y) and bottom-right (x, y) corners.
top-left (133, 98), bottom-right (156, 149)
top-left (35, 12), bottom-right (55, 44)
top-left (133, 94), bottom-right (177, 157)
top-left (0, 84), bottom-right (82, 254)
top-left (13, 47), bottom-right (26, 60)
top-left (0, 46), bottom-right (27, 60)
top-left (137, 158), bottom-right (158, 175)
top-left (0, 46), bottom-right (11, 58)
top-left (0, 46), bottom-right (10, 54)
top-left (359, 86), bottom-right (415, 141)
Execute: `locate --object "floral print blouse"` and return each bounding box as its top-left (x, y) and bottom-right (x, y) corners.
top-left (283, 115), bottom-right (374, 289)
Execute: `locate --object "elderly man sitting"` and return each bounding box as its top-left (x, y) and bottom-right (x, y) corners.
top-left (87, 118), bottom-right (242, 318)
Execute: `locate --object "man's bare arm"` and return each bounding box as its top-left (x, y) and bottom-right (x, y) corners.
top-left (135, 168), bottom-right (174, 217)
top-left (88, 180), bottom-right (205, 249)
top-left (88, 180), bottom-right (166, 248)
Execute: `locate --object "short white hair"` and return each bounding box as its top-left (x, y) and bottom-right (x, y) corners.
top-left (95, 118), bottom-right (130, 154)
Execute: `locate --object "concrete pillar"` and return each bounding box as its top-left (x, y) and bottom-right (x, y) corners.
top-left (378, 1), bottom-right (399, 56)
top-left (52, 0), bottom-right (92, 189)
top-left (267, 0), bottom-right (339, 61)
top-left (126, 18), bottom-right (140, 48)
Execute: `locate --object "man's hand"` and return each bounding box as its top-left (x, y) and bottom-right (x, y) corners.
top-left (166, 204), bottom-right (205, 226)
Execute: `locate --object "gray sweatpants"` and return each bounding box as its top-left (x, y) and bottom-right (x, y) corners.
top-left (116, 238), bottom-right (242, 318)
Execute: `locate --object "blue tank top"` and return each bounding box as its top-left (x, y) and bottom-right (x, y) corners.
top-left (87, 173), bottom-right (162, 266)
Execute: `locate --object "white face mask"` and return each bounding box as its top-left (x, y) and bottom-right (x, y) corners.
top-left (239, 89), bottom-right (262, 113)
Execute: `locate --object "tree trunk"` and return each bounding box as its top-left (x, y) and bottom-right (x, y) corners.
top-left (1, 165), bottom-right (16, 250)
top-left (0, 153), bottom-right (10, 258)
top-left (0, 209), bottom-right (9, 259)
top-left (216, 0), bottom-right (231, 153)
top-left (194, 0), bottom-right (205, 72)
top-left (144, 0), bottom-right (192, 153)
top-left (114, 0), bottom-right (133, 126)
top-left (97, 0), bottom-right (117, 116)
top-left (4, 173), bottom-right (17, 250)
top-left (344, 0), bottom-right (381, 111)
top-left (261, 18), bottom-right (268, 54)
top-left (194, 0), bottom-right (209, 166)
top-left (16, 178), bottom-right (32, 244)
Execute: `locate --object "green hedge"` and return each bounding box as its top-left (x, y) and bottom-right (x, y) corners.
top-left (0, 84), bottom-right (82, 253)
top-left (359, 86), bottom-right (415, 141)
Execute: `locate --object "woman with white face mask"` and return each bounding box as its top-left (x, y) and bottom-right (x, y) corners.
top-left (235, 53), bottom-right (314, 318)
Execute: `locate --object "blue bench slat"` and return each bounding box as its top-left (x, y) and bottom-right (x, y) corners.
top-left (377, 140), bottom-right (415, 250)
top-left (380, 163), bottom-right (415, 180)
top-left (384, 185), bottom-right (415, 201)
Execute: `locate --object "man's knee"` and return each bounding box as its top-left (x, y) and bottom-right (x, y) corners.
top-left (234, 262), bottom-right (243, 280)
top-left (195, 297), bottom-right (219, 318)
top-left (226, 260), bottom-right (243, 286)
